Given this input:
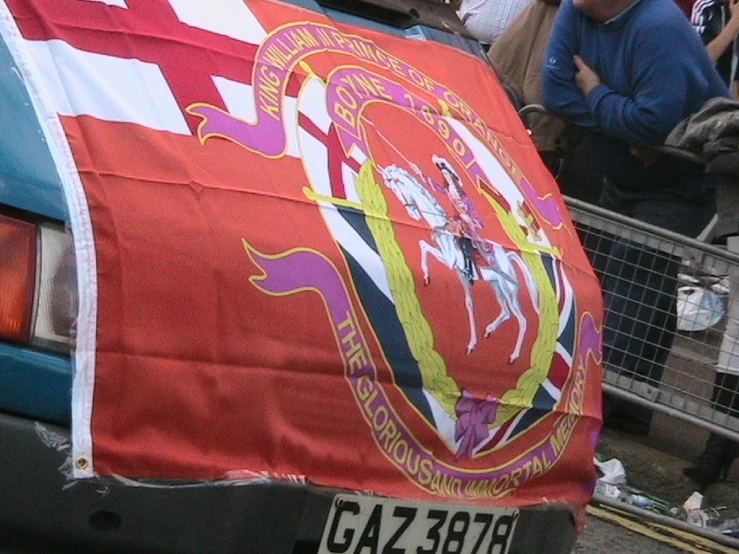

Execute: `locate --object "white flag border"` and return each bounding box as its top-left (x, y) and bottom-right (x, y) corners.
top-left (0, 2), bottom-right (98, 477)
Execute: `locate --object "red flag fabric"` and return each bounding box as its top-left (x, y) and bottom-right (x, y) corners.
top-left (2, 0), bottom-right (603, 508)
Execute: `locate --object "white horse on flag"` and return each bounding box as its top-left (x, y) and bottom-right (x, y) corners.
top-left (380, 164), bottom-right (539, 362)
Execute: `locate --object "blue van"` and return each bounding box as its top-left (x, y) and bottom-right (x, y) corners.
top-left (0, 1), bottom-right (598, 552)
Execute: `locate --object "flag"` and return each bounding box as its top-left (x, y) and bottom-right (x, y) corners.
top-left (1, 0), bottom-right (603, 507)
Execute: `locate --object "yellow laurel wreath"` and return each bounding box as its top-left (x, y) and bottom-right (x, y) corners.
top-left (355, 160), bottom-right (461, 415)
top-left (478, 190), bottom-right (558, 427)
top-left (353, 159), bottom-right (559, 430)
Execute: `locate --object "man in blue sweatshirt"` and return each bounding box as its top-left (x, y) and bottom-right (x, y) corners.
top-left (542, 0), bottom-right (728, 435)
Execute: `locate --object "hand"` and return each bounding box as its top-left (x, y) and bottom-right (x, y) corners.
top-left (629, 144), bottom-right (658, 167)
top-left (730, 0), bottom-right (739, 22)
top-left (573, 55), bottom-right (601, 96)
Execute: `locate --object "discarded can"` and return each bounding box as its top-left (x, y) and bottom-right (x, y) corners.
top-left (594, 481), bottom-right (622, 500)
top-left (687, 509), bottom-right (710, 528)
top-left (629, 495), bottom-right (653, 508)
top-left (715, 517), bottom-right (739, 538)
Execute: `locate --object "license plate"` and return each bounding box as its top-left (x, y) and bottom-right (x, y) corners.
top-left (318, 495), bottom-right (519, 554)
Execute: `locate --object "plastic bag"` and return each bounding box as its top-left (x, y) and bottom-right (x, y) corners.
top-left (594, 457), bottom-right (627, 485)
top-left (677, 286), bottom-right (725, 332)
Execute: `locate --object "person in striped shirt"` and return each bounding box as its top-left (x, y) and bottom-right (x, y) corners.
top-left (453, 0), bottom-right (534, 46)
top-left (692, 0), bottom-right (739, 94)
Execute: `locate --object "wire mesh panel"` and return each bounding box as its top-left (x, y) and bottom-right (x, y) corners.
top-left (565, 197), bottom-right (739, 441)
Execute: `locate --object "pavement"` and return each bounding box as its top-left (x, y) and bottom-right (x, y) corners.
top-left (565, 414), bottom-right (739, 553)
top-left (575, 506), bottom-right (739, 554)
top-left (597, 412), bottom-right (739, 511)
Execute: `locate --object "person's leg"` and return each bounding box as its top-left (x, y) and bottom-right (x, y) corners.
top-left (601, 238), bottom-right (657, 381)
top-left (599, 237), bottom-right (668, 433)
top-left (714, 372), bottom-right (739, 477)
top-left (683, 235), bottom-right (739, 489)
top-left (593, 191), bottom-right (651, 431)
top-left (703, 258), bottom-right (739, 482)
top-left (601, 194), bottom-right (715, 434)
top-left (717, 237), bottom-right (739, 380)
top-left (630, 194), bottom-right (715, 368)
top-left (683, 372), bottom-right (739, 488)
top-left (629, 243), bottom-right (680, 387)
top-left (631, 195), bottom-right (716, 371)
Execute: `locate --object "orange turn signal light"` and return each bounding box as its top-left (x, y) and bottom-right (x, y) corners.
top-left (0, 214), bottom-right (36, 343)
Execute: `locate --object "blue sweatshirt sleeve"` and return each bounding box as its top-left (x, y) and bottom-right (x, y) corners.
top-left (585, 21), bottom-right (726, 144)
top-left (541, 0), bottom-right (598, 127)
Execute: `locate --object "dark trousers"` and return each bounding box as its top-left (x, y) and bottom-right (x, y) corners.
top-left (587, 186), bottom-right (716, 429)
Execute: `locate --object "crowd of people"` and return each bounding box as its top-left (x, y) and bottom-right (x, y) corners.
top-left (452, 0), bottom-right (739, 490)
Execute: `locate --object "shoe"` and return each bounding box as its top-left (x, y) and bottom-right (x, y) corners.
top-left (682, 433), bottom-right (738, 491)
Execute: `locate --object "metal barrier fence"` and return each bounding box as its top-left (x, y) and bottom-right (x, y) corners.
top-left (565, 196), bottom-right (739, 442)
